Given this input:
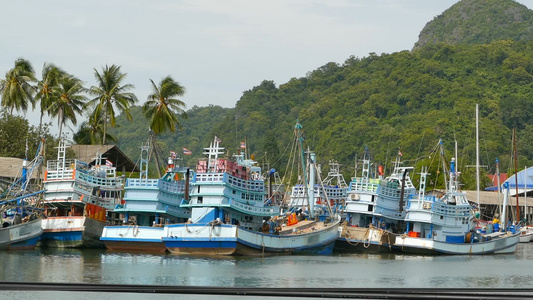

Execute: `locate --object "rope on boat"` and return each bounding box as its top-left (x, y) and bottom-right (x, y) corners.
top-left (341, 222), bottom-right (371, 248)
top-left (118, 224), bottom-right (139, 237)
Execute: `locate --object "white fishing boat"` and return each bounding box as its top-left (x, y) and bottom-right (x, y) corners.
top-left (394, 141), bottom-right (519, 255)
top-left (40, 141), bottom-right (124, 248)
top-left (0, 142), bottom-right (46, 250)
top-left (288, 159), bottom-right (348, 220)
top-left (235, 121), bottom-right (340, 255)
top-left (519, 226), bottom-right (533, 243)
top-left (162, 136), bottom-right (279, 255)
top-left (101, 142), bottom-right (191, 252)
top-left (335, 151), bottom-right (414, 253)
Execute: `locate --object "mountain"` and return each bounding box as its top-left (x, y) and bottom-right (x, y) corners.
top-left (414, 0), bottom-right (533, 50)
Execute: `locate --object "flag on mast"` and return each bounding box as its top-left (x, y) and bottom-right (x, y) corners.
top-left (183, 147), bottom-right (192, 155)
top-left (240, 141), bottom-right (246, 149)
top-left (105, 159), bottom-right (113, 167)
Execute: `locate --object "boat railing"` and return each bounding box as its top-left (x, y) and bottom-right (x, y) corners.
top-left (45, 159), bottom-right (77, 180)
top-left (227, 175), bottom-right (264, 192)
top-left (159, 180), bottom-right (185, 194)
top-left (195, 172), bottom-right (224, 183)
top-left (377, 207), bottom-right (405, 220)
top-left (228, 198), bottom-right (279, 216)
top-left (407, 194), bottom-right (470, 217)
top-left (407, 194), bottom-right (435, 210)
top-left (349, 177), bottom-right (379, 193)
top-left (76, 171), bottom-right (123, 188)
top-left (126, 178), bottom-right (159, 188)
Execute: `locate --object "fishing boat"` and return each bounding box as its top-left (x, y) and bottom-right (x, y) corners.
top-left (394, 141), bottom-right (519, 255)
top-left (101, 143), bottom-right (191, 252)
top-left (40, 141), bottom-right (124, 248)
top-left (335, 152), bottom-right (414, 253)
top-left (0, 193), bottom-right (43, 250)
top-left (0, 145), bottom-right (45, 250)
top-left (162, 136), bottom-right (279, 255)
top-left (235, 121), bottom-right (341, 255)
top-left (288, 159), bottom-right (348, 220)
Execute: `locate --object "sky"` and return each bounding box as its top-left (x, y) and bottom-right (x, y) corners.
top-left (1, 0), bottom-right (532, 137)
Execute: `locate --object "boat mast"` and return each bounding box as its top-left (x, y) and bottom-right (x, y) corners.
top-left (295, 120), bottom-right (311, 217)
top-left (496, 158), bottom-right (502, 219)
top-left (502, 182), bottom-right (509, 231)
top-left (439, 140), bottom-right (448, 190)
top-left (308, 151), bottom-right (316, 219)
top-left (513, 128), bottom-right (520, 222)
top-left (476, 103), bottom-right (480, 209)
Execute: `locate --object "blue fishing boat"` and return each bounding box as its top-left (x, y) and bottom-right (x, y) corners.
top-left (162, 136), bottom-right (278, 255)
top-left (101, 143), bottom-right (191, 252)
top-left (40, 141), bottom-right (124, 248)
top-left (0, 196), bottom-right (43, 250)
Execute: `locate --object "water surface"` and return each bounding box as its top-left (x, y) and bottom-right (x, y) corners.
top-left (2, 243), bottom-right (533, 289)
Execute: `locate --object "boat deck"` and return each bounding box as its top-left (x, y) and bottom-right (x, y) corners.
top-left (279, 220), bottom-right (326, 235)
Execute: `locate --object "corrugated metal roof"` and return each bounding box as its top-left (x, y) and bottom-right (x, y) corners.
top-left (0, 144), bottom-right (138, 180)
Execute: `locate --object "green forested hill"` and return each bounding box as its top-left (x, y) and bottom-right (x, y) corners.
top-left (414, 0), bottom-right (533, 50)
top-left (112, 40), bottom-right (533, 189)
top-left (107, 0), bottom-right (533, 189)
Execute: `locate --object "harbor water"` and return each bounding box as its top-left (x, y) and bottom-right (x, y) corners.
top-left (2, 243), bottom-right (533, 289)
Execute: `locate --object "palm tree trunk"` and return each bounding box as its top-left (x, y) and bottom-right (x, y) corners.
top-left (58, 108), bottom-right (63, 140)
top-left (38, 112), bottom-right (43, 137)
top-left (103, 108), bottom-right (107, 145)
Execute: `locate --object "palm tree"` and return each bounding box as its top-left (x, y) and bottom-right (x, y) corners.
top-left (142, 75), bottom-right (187, 135)
top-left (0, 58), bottom-right (36, 114)
top-left (35, 63), bottom-right (65, 135)
top-left (87, 65), bottom-right (137, 144)
top-left (48, 74), bottom-right (87, 139)
top-left (73, 117), bottom-right (116, 145)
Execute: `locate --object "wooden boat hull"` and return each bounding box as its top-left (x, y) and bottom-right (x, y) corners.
top-left (235, 218), bottom-right (340, 256)
top-left (101, 225), bottom-right (166, 253)
top-left (0, 218), bottom-right (42, 250)
top-left (162, 223), bottom-right (237, 255)
top-left (334, 226), bottom-right (397, 253)
top-left (393, 232), bottom-right (520, 255)
top-left (39, 216), bottom-right (105, 248)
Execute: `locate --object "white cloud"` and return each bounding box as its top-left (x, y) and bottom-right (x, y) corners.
top-left (3, 0), bottom-right (533, 137)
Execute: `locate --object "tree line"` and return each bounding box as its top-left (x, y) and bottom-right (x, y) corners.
top-left (0, 59), bottom-right (188, 147)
